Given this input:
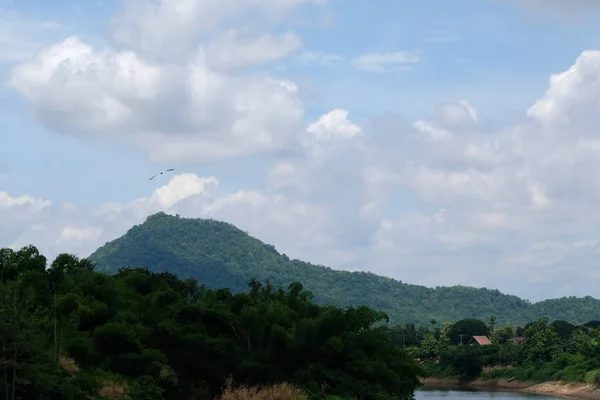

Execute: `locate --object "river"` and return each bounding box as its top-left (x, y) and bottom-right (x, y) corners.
top-left (415, 388), bottom-right (561, 399)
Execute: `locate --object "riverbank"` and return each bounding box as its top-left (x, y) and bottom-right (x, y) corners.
top-left (420, 378), bottom-right (600, 399)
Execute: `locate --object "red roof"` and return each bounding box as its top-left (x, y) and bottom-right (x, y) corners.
top-left (472, 336), bottom-right (492, 345)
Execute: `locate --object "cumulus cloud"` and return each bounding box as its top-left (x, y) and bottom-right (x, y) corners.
top-left (6, 0), bottom-right (600, 301)
top-left (270, 48), bottom-right (600, 298)
top-left (361, 50), bottom-right (600, 297)
top-left (6, 48), bottom-right (600, 299)
top-left (203, 30), bottom-right (303, 70)
top-left (1, 172), bottom-right (339, 268)
top-left (108, 0), bottom-right (326, 61)
top-left (5, 0), bottom-right (326, 163)
top-left (7, 36), bottom-right (304, 162)
top-left (302, 109), bottom-right (362, 156)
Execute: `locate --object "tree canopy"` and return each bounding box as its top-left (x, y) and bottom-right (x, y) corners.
top-left (0, 245), bottom-right (422, 400)
top-left (89, 212), bottom-right (600, 326)
top-left (449, 318), bottom-right (489, 345)
top-left (394, 314), bottom-right (600, 386)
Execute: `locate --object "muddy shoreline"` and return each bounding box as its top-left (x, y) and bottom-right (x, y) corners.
top-left (420, 377), bottom-right (600, 399)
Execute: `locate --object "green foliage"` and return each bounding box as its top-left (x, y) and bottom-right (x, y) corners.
top-left (0, 245), bottom-right (422, 400)
top-left (421, 316), bottom-right (600, 386)
top-left (449, 319), bottom-right (488, 345)
top-left (491, 325), bottom-right (514, 345)
top-left (440, 346), bottom-right (483, 382)
top-left (125, 375), bottom-right (165, 400)
top-left (550, 320), bottom-right (576, 341)
top-left (585, 369), bottom-right (600, 385)
top-left (584, 320), bottom-right (600, 329)
top-left (523, 318), bottom-right (561, 364)
top-left (88, 212), bottom-right (600, 326)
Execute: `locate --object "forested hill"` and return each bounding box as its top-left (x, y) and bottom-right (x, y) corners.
top-left (88, 212), bottom-right (600, 326)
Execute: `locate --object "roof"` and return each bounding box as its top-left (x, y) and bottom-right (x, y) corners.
top-left (508, 337), bottom-right (526, 342)
top-left (472, 336), bottom-right (492, 345)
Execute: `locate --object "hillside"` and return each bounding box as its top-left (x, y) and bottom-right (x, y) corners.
top-left (88, 212), bottom-right (600, 326)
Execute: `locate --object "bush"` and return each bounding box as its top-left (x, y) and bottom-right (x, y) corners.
top-left (439, 346), bottom-right (482, 382)
top-left (585, 370), bottom-right (600, 385)
top-left (125, 375), bottom-right (164, 400)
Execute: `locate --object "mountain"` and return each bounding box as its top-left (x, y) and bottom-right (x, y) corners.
top-left (88, 212), bottom-right (600, 326)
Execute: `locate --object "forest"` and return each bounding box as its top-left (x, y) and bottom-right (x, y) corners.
top-left (0, 245), bottom-right (422, 400)
top-left (89, 212), bottom-right (600, 326)
top-left (391, 315), bottom-right (600, 384)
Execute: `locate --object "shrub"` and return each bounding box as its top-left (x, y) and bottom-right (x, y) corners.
top-left (585, 370), bottom-right (600, 385)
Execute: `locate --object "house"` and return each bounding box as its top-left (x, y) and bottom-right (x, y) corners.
top-left (469, 335), bottom-right (492, 346)
top-left (507, 336), bottom-right (526, 345)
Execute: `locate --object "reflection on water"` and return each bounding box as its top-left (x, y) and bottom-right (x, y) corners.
top-left (415, 388), bottom-right (560, 400)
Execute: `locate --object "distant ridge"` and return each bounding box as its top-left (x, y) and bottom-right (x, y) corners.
top-left (88, 212), bottom-right (600, 326)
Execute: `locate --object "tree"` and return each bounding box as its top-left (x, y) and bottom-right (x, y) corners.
top-left (492, 325), bottom-right (514, 345)
top-left (516, 326), bottom-right (525, 336)
top-left (440, 346), bottom-right (482, 383)
top-left (449, 319), bottom-right (488, 345)
top-left (0, 280), bottom-right (48, 400)
top-left (0, 245), bottom-right (426, 400)
top-left (523, 318), bottom-right (561, 364)
top-left (419, 334), bottom-right (440, 359)
top-left (488, 316), bottom-right (497, 334)
top-left (550, 320), bottom-right (576, 341)
top-left (583, 321), bottom-right (600, 329)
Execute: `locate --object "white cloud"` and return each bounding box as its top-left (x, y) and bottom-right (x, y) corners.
top-left (6, 47), bottom-right (600, 299)
top-left (203, 30), bottom-right (302, 70)
top-left (7, 36), bottom-right (305, 162)
top-left (6, 0), bottom-right (331, 163)
top-left (6, 0), bottom-right (600, 302)
top-left (57, 227), bottom-right (104, 246)
top-left (0, 191), bottom-right (50, 213)
top-left (527, 51), bottom-right (600, 129)
top-left (303, 109), bottom-right (362, 156)
top-left (108, 0), bottom-right (326, 61)
top-left (266, 48), bottom-right (600, 298)
top-left (2, 173), bottom-right (338, 267)
top-left (352, 51), bottom-right (420, 73)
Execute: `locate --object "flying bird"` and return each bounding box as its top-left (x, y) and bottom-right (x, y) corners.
top-left (149, 168), bottom-right (175, 181)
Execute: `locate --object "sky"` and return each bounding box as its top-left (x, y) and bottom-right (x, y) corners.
top-left (2, 0), bottom-right (600, 302)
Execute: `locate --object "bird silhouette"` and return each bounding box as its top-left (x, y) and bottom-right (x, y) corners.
top-left (149, 168), bottom-right (175, 180)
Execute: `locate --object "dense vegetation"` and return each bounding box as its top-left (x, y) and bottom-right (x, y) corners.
top-left (90, 212), bottom-right (600, 326)
top-left (391, 315), bottom-right (600, 385)
top-left (0, 245), bottom-right (422, 400)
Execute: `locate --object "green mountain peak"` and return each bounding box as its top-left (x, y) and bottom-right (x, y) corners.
top-left (88, 212), bottom-right (600, 326)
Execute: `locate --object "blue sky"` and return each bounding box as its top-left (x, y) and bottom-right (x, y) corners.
top-left (2, 0), bottom-right (600, 301)
top-left (0, 0), bottom-right (594, 201)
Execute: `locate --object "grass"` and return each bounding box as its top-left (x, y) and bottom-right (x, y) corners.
top-left (219, 378), bottom-right (308, 400)
top-left (98, 381), bottom-right (128, 398)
